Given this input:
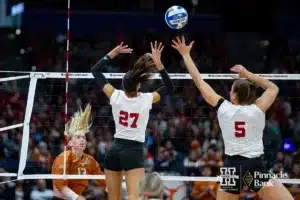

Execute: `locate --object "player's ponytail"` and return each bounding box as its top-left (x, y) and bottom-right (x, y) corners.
top-left (123, 53), bottom-right (155, 93)
top-left (131, 53), bottom-right (154, 83)
top-left (233, 79), bottom-right (257, 105)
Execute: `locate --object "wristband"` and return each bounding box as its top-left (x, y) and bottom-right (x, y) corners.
top-left (62, 187), bottom-right (79, 200)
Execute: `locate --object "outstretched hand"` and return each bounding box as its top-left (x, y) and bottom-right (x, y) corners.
top-left (230, 65), bottom-right (250, 78)
top-left (171, 36), bottom-right (194, 56)
top-left (150, 41), bottom-right (164, 69)
top-left (114, 42), bottom-right (133, 54)
top-left (107, 42), bottom-right (133, 59)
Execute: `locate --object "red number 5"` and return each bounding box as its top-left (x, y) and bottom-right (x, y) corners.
top-left (234, 122), bottom-right (245, 137)
top-left (119, 110), bottom-right (140, 128)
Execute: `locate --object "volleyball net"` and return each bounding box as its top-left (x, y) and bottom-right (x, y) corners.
top-left (1, 71), bottom-right (300, 187)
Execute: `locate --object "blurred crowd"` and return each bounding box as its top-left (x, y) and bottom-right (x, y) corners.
top-left (1, 25), bottom-right (300, 200)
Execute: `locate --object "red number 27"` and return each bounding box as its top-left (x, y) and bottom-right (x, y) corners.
top-left (119, 110), bottom-right (140, 128)
top-left (234, 121), bottom-right (246, 137)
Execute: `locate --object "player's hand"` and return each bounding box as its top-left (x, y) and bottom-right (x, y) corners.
top-left (108, 42), bottom-right (133, 59)
top-left (150, 41), bottom-right (164, 70)
top-left (230, 65), bottom-right (250, 78)
top-left (76, 196), bottom-right (86, 200)
top-left (113, 42), bottom-right (133, 55)
top-left (171, 36), bottom-right (194, 56)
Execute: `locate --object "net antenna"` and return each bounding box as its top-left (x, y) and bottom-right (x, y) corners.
top-left (63, 0), bottom-right (71, 177)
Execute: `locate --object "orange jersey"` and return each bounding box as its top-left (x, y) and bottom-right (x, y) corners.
top-left (51, 150), bottom-right (105, 197)
top-left (191, 181), bottom-right (219, 200)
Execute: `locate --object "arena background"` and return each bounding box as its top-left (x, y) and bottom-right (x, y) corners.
top-left (1, 0), bottom-right (300, 199)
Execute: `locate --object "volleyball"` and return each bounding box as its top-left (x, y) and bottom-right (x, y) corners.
top-left (165, 6), bottom-right (188, 30)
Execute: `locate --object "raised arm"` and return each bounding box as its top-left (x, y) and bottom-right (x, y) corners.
top-left (172, 36), bottom-right (222, 107)
top-left (231, 65), bottom-right (279, 112)
top-left (150, 41), bottom-right (174, 103)
top-left (91, 42), bottom-right (133, 97)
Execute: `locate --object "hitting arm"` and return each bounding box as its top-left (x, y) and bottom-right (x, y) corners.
top-left (247, 71), bottom-right (279, 112)
top-left (91, 55), bottom-right (115, 98)
top-left (152, 63), bottom-right (174, 103)
top-left (91, 43), bottom-right (132, 98)
top-left (182, 54), bottom-right (222, 107)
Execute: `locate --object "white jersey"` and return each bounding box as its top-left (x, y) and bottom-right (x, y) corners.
top-left (110, 89), bottom-right (153, 143)
top-left (217, 99), bottom-right (265, 158)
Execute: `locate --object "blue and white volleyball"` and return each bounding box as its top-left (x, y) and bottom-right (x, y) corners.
top-left (165, 6), bottom-right (188, 30)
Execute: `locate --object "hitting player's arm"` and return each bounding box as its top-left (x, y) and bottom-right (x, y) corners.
top-left (182, 54), bottom-right (222, 107)
top-left (52, 157), bottom-right (80, 200)
top-left (246, 71), bottom-right (279, 112)
top-left (152, 63), bottom-right (174, 103)
top-left (91, 53), bottom-right (116, 98)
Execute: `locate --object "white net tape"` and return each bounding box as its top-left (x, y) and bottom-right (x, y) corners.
top-left (1, 71), bottom-right (300, 185)
top-left (1, 71), bottom-right (300, 80)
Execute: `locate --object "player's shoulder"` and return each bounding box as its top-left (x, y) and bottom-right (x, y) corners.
top-left (216, 98), bottom-right (230, 112)
top-left (83, 153), bottom-right (99, 164)
top-left (55, 150), bottom-right (72, 159)
top-left (52, 151), bottom-right (72, 170)
top-left (83, 153), bottom-right (96, 160)
top-left (111, 88), bottom-right (121, 96)
top-left (139, 92), bottom-right (153, 98)
top-left (248, 103), bottom-right (265, 115)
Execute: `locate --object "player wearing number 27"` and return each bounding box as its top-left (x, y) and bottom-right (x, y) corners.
top-left (91, 41), bottom-right (173, 200)
top-left (172, 36), bottom-right (293, 200)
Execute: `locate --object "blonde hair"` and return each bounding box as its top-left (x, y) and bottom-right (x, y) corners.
top-left (65, 103), bottom-right (92, 141)
top-left (138, 172), bottom-right (164, 200)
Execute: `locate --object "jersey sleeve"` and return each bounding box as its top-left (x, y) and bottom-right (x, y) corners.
top-left (215, 98), bottom-right (228, 114)
top-left (90, 157), bottom-right (106, 187)
top-left (51, 155), bottom-right (68, 191)
top-left (252, 104), bottom-right (265, 117)
top-left (109, 89), bottom-right (120, 106)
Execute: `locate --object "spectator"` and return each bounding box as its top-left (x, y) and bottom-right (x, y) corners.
top-left (183, 150), bottom-right (201, 176)
top-left (191, 166), bottom-right (218, 200)
top-left (30, 179), bottom-right (53, 200)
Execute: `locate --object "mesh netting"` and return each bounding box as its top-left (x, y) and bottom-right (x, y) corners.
top-left (1, 72), bottom-right (300, 200)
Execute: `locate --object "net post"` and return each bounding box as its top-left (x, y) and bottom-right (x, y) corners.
top-left (17, 74), bottom-right (39, 176)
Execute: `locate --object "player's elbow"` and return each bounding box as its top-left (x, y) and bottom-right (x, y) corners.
top-left (273, 85), bottom-right (279, 94)
top-left (269, 85), bottom-right (279, 96)
top-left (268, 81), bottom-right (279, 92)
top-left (91, 67), bottom-right (97, 76)
top-left (167, 83), bottom-right (174, 94)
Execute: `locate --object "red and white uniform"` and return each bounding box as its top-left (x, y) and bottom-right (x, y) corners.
top-left (217, 100), bottom-right (265, 158)
top-left (110, 89), bottom-right (153, 143)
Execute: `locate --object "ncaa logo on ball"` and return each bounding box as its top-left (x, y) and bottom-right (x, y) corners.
top-left (165, 5), bottom-right (188, 30)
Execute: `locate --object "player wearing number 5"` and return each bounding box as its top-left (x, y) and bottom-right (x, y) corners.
top-left (91, 41), bottom-right (173, 200)
top-left (172, 36), bottom-right (293, 200)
